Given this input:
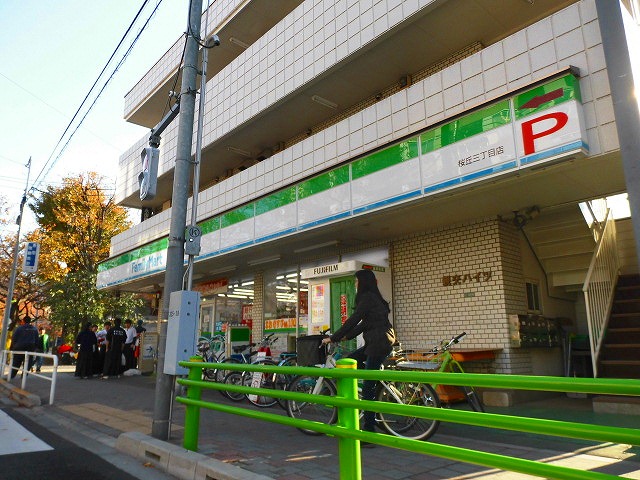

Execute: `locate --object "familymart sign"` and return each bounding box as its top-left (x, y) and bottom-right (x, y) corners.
top-left (98, 72), bottom-right (587, 289)
top-left (423, 73), bottom-right (587, 192)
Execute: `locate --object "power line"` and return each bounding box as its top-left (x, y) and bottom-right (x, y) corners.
top-left (30, 0), bottom-right (165, 193)
top-left (0, 153), bottom-right (29, 165)
top-left (0, 70), bottom-right (125, 153)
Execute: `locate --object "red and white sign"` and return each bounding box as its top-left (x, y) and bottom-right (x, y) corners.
top-left (340, 294), bottom-right (348, 324)
top-left (516, 101), bottom-right (587, 164)
top-left (193, 278), bottom-right (229, 295)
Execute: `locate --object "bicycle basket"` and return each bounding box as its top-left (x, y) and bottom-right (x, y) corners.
top-left (296, 335), bottom-right (326, 366)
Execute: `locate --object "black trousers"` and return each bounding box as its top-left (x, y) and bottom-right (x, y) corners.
top-left (103, 348), bottom-right (123, 377)
top-left (124, 343), bottom-right (135, 370)
top-left (347, 346), bottom-right (390, 431)
top-left (10, 350), bottom-right (35, 379)
top-left (76, 350), bottom-right (94, 378)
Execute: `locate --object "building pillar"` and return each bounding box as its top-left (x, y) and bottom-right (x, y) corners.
top-left (251, 272), bottom-right (264, 340)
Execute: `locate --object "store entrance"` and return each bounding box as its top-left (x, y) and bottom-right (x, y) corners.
top-left (329, 275), bottom-right (357, 352)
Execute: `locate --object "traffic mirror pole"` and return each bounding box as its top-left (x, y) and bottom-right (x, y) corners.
top-left (0, 158), bottom-right (31, 351)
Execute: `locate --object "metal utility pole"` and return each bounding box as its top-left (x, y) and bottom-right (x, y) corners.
top-left (0, 158), bottom-right (31, 351)
top-left (152, 0), bottom-right (203, 440)
top-left (595, 0), bottom-right (640, 270)
top-left (186, 5), bottom-right (218, 290)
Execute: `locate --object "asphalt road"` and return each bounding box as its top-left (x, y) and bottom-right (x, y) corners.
top-left (1, 408), bottom-right (148, 480)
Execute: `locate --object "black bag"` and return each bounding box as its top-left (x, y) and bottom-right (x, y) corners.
top-left (296, 335), bottom-right (326, 366)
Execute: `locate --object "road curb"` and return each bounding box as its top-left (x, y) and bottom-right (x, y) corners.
top-left (117, 431), bottom-right (274, 480)
top-left (0, 379), bottom-right (41, 408)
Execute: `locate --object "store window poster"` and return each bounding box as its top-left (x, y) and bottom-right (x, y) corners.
top-left (311, 284), bottom-right (325, 324)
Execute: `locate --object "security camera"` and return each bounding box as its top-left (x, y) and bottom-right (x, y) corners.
top-left (205, 35), bottom-right (220, 48)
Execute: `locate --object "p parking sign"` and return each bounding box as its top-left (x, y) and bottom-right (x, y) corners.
top-left (23, 241), bottom-right (40, 273)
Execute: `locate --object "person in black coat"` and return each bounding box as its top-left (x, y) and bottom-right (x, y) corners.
top-left (322, 269), bottom-right (396, 436)
top-left (75, 322), bottom-right (98, 378)
top-left (102, 318), bottom-right (127, 378)
top-left (9, 316), bottom-right (39, 379)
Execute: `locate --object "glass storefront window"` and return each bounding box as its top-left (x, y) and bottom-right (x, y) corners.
top-left (263, 269), bottom-right (307, 335)
top-left (198, 277), bottom-right (254, 336)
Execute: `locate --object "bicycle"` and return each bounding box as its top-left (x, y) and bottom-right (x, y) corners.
top-left (224, 346), bottom-right (297, 409)
top-left (222, 333), bottom-right (282, 407)
top-left (285, 337), bottom-right (441, 440)
top-left (271, 351), bottom-right (297, 407)
top-left (196, 334), bottom-right (226, 381)
top-left (408, 332), bottom-right (485, 412)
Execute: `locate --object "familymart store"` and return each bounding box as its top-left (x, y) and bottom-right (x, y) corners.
top-left (98, 70), bottom-right (594, 386)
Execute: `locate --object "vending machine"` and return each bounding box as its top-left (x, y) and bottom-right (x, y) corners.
top-left (300, 261), bottom-right (392, 350)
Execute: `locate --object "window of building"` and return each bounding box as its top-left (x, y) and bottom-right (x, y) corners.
top-left (525, 281), bottom-right (541, 313)
top-left (263, 270), bottom-right (307, 334)
top-left (198, 277), bottom-right (254, 335)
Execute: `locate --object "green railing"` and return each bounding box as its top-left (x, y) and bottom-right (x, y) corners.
top-left (176, 357), bottom-right (640, 480)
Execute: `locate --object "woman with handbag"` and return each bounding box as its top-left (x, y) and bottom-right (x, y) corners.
top-left (321, 269), bottom-right (396, 441)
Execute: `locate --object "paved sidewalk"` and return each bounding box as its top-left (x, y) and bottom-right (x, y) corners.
top-left (2, 366), bottom-right (640, 479)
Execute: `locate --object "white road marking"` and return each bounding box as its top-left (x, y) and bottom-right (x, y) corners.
top-left (0, 410), bottom-right (53, 455)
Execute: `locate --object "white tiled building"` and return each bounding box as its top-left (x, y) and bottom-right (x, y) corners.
top-left (100, 0), bottom-right (640, 402)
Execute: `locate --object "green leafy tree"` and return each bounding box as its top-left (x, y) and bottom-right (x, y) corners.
top-left (30, 173), bottom-right (144, 342)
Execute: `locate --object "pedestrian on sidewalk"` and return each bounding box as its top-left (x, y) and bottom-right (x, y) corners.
top-left (34, 326), bottom-right (50, 373)
top-left (103, 318), bottom-right (126, 378)
top-left (134, 320), bottom-right (146, 369)
top-left (123, 319), bottom-right (137, 371)
top-left (75, 322), bottom-right (98, 379)
top-left (9, 316), bottom-right (39, 379)
top-left (94, 321), bottom-right (109, 375)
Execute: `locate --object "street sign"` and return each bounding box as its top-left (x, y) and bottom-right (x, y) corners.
top-left (22, 241), bottom-right (40, 273)
top-left (185, 225), bottom-right (202, 255)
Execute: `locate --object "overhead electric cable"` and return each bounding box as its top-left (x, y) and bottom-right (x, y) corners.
top-left (34, 0), bottom-right (167, 189)
top-left (30, 0), bottom-right (162, 192)
top-left (161, 29), bottom-right (188, 119)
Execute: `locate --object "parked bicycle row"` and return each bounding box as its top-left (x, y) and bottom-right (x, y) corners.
top-left (195, 329), bottom-right (484, 441)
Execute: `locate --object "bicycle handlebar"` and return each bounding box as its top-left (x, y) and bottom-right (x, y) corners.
top-left (421, 332), bottom-right (467, 355)
top-left (453, 332), bottom-right (467, 344)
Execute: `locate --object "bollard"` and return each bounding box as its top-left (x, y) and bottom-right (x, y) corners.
top-left (336, 358), bottom-right (361, 480)
top-left (183, 356), bottom-right (204, 451)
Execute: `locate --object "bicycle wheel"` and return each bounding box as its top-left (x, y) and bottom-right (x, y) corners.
top-left (201, 352), bottom-right (218, 381)
top-left (286, 375), bottom-right (337, 435)
top-left (274, 356), bottom-right (297, 409)
top-left (222, 371), bottom-right (249, 401)
top-left (377, 382), bottom-right (441, 440)
top-left (215, 357), bottom-right (242, 383)
top-left (244, 359), bottom-right (279, 408)
top-left (450, 363), bottom-right (485, 412)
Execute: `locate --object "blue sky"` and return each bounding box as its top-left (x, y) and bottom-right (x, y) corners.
top-left (0, 1), bottom-right (190, 230)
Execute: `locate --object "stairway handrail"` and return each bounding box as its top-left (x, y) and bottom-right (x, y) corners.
top-left (582, 209), bottom-right (619, 377)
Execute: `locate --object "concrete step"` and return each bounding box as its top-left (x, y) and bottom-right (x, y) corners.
top-left (600, 344), bottom-right (640, 361)
top-left (526, 224), bottom-right (593, 245)
top-left (611, 299), bottom-right (640, 315)
top-left (617, 274), bottom-right (640, 288)
top-left (593, 395), bottom-right (640, 415)
top-left (598, 360), bottom-right (640, 379)
top-left (615, 286), bottom-right (640, 300)
top-left (542, 253), bottom-right (593, 272)
top-left (609, 313), bottom-right (640, 328)
top-left (605, 327), bottom-right (640, 345)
